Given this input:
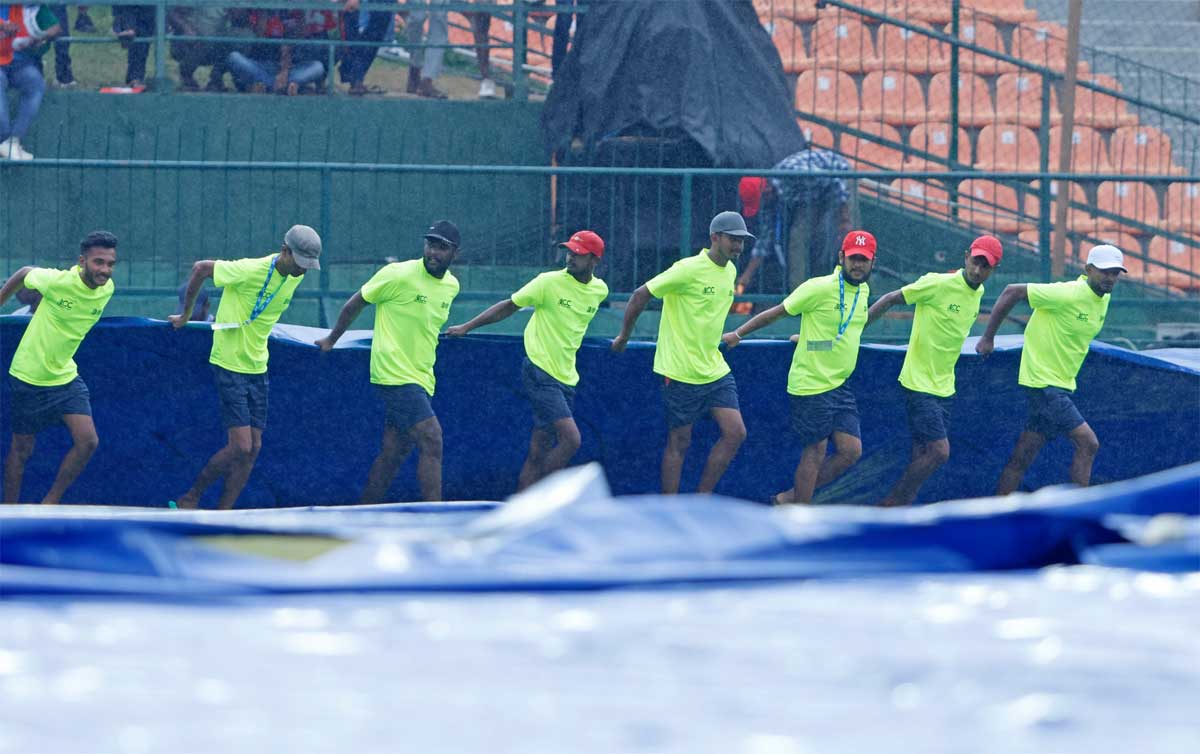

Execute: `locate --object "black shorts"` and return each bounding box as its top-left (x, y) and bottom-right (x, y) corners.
top-left (1024, 386), bottom-right (1085, 438)
top-left (213, 366), bottom-right (269, 430)
top-left (661, 373), bottom-right (740, 429)
top-left (376, 383), bottom-right (436, 433)
top-left (789, 383), bottom-right (861, 447)
top-left (521, 358), bottom-right (576, 429)
top-left (8, 375), bottom-right (92, 435)
top-left (903, 387), bottom-right (953, 444)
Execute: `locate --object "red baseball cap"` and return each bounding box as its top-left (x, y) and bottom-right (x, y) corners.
top-left (739, 177), bottom-right (767, 218)
top-left (560, 230), bottom-right (605, 259)
top-left (969, 235), bottom-right (1003, 266)
top-left (841, 230), bottom-right (877, 259)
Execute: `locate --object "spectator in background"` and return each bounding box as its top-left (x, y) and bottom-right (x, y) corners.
top-left (339, 0), bottom-right (391, 96)
top-left (1, 3), bottom-right (61, 160)
top-left (176, 283), bottom-right (212, 322)
top-left (469, 2), bottom-right (496, 99)
top-left (405, 0), bottom-right (447, 99)
top-left (47, 5), bottom-right (74, 86)
top-left (733, 176), bottom-right (786, 311)
top-left (113, 4), bottom-right (154, 88)
top-left (170, 4), bottom-right (235, 91)
top-left (770, 142), bottom-right (853, 288)
top-left (228, 7), bottom-right (327, 95)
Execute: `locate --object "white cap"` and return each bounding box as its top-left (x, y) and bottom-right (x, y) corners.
top-left (1086, 244), bottom-right (1127, 272)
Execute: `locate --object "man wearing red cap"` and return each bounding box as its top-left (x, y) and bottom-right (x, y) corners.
top-left (977, 243), bottom-right (1126, 494)
top-left (446, 231), bottom-right (609, 489)
top-left (865, 236), bottom-right (1001, 506)
top-left (733, 177), bottom-right (783, 313)
top-left (723, 230), bottom-right (875, 504)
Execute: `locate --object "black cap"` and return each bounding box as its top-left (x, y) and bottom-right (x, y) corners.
top-left (423, 220), bottom-right (461, 248)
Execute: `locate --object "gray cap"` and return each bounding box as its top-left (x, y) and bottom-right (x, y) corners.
top-left (284, 225), bottom-right (322, 270)
top-left (709, 211), bottom-right (756, 240)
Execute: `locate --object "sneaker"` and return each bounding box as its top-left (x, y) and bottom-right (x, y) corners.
top-left (378, 46), bottom-right (410, 62)
top-left (56, 79), bottom-right (78, 89)
top-left (0, 138), bottom-right (12, 159)
top-left (478, 77), bottom-right (497, 99)
top-left (417, 78), bottom-right (448, 100)
top-left (7, 139), bottom-right (33, 161)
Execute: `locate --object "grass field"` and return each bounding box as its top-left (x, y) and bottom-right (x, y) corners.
top-left (39, 6), bottom-right (546, 101)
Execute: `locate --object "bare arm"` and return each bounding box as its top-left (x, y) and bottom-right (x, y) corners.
top-left (315, 291), bottom-right (369, 351)
top-left (0, 267), bottom-right (34, 307)
top-left (169, 260), bottom-right (216, 328)
top-left (976, 284), bottom-right (1029, 357)
top-left (867, 290), bottom-right (906, 326)
top-left (611, 285), bottom-right (652, 352)
top-left (445, 299), bottom-right (519, 337)
top-left (721, 303), bottom-right (789, 348)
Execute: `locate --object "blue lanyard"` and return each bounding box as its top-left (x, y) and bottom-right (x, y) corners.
top-left (248, 255), bottom-right (286, 323)
top-left (836, 270), bottom-right (861, 341)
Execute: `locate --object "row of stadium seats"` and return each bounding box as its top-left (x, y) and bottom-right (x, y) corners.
top-left (795, 69), bottom-right (1141, 133)
top-left (757, 0), bottom-right (1038, 26)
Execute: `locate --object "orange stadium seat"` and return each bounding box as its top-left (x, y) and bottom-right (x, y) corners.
top-left (955, 19), bottom-right (1016, 75)
top-left (808, 11), bottom-right (877, 72)
top-left (798, 120), bottom-right (836, 149)
top-left (769, 19), bottom-right (810, 73)
top-left (754, 0), bottom-right (820, 24)
top-left (1047, 126), bottom-right (1111, 172)
top-left (958, 179), bottom-right (1035, 234)
top-left (1017, 230), bottom-right (1076, 260)
top-left (795, 69), bottom-right (860, 123)
top-left (995, 72), bottom-right (1062, 126)
top-left (964, 0), bottom-right (1038, 24)
top-left (865, 22), bottom-right (950, 74)
top-left (928, 72), bottom-right (996, 127)
top-left (881, 178), bottom-right (952, 215)
top-left (1165, 183), bottom-right (1200, 234)
top-left (1075, 75), bottom-right (1138, 130)
top-left (861, 71), bottom-right (928, 126)
top-left (1010, 22), bottom-right (1089, 75)
top-left (1094, 181), bottom-right (1161, 234)
top-left (1146, 236), bottom-right (1200, 289)
top-left (1029, 180), bottom-right (1098, 231)
top-left (841, 122), bottom-right (906, 172)
top-left (1111, 126), bottom-right (1183, 175)
top-left (905, 121), bottom-right (971, 168)
top-left (975, 125), bottom-right (1041, 172)
top-left (901, 2), bottom-right (955, 26)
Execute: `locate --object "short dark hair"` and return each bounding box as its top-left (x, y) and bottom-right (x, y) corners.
top-left (80, 231), bottom-right (118, 255)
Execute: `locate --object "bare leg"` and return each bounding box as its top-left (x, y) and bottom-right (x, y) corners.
top-left (175, 426), bottom-right (256, 509)
top-left (780, 438), bottom-right (828, 504)
top-left (518, 427), bottom-right (555, 491)
top-left (520, 418), bottom-right (582, 490)
top-left (41, 415), bottom-right (100, 504)
top-left (215, 427), bottom-right (262, 510)
top-left (697, 407), bottom-right (746, 493)
top-left (411, 416), bottom-right (444, 502)
top-left (3, 434), bottom-right (36, 503)
top-left (996, 430), bottom-right (1048, 495)
top-left (361, 426), bottom-right (414, 504)
top-left (880, 438), bottom-right (950, 507)
top-left (814, 431), bottom-right (862, 490)
top-left (661, 424), bottom-right (693, 495)
top-left (1067, 422), bottom-right (1099, 487)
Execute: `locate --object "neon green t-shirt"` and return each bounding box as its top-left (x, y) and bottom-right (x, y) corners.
top-left (645, 250), bottom-right (736, 384)
top-left (1019, 276), bottom-right (1110, 391)
top-left (782, 268), bottom-right (870, 396)
top-left (511, 269), bottom-right (609, 386)
top-left (361, 259), bottom-right (460, 395)
top-left (209, 255), bottom-right (303, 375)
top-left (898, 270), bottom-right (984, 398)
top-left (9, 267), bottom-right (114, 386)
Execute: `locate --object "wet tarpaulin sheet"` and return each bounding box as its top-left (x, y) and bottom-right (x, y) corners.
top-left (1, 317), bottom-right (1197, 507)
top-left (540, 0), bottom-right (806, 166)
top-left (1, 462), bottom-right (1197, 597)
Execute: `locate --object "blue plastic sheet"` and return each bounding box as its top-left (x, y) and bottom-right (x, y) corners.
top-left (1, 316), bottom-right (1198, 506)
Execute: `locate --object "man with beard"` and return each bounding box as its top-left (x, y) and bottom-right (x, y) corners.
top-left (171, 225), bottom-right (322, 509)
top-left (976, 243), bottom-right (1125, 494)
top-left (445, 230), bottom-right (609, 490)
top-left (723, 230), bottom-right (876, 505)
top-left (1, 231), bottom-right (117, 503)
top-left (612, 211), bottom-right (751, 495)
top-left (316, 221), bottom-right (461, 502)
top-left (866, 235), bottom-right (1002, 506)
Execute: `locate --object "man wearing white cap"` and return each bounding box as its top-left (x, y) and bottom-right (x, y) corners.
top-left (611, 211), bottom-right (750, 495)
top-left (976, 243), bottom-right (1126, 494)
top-left (169, 224), bottom-right (321, 509)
